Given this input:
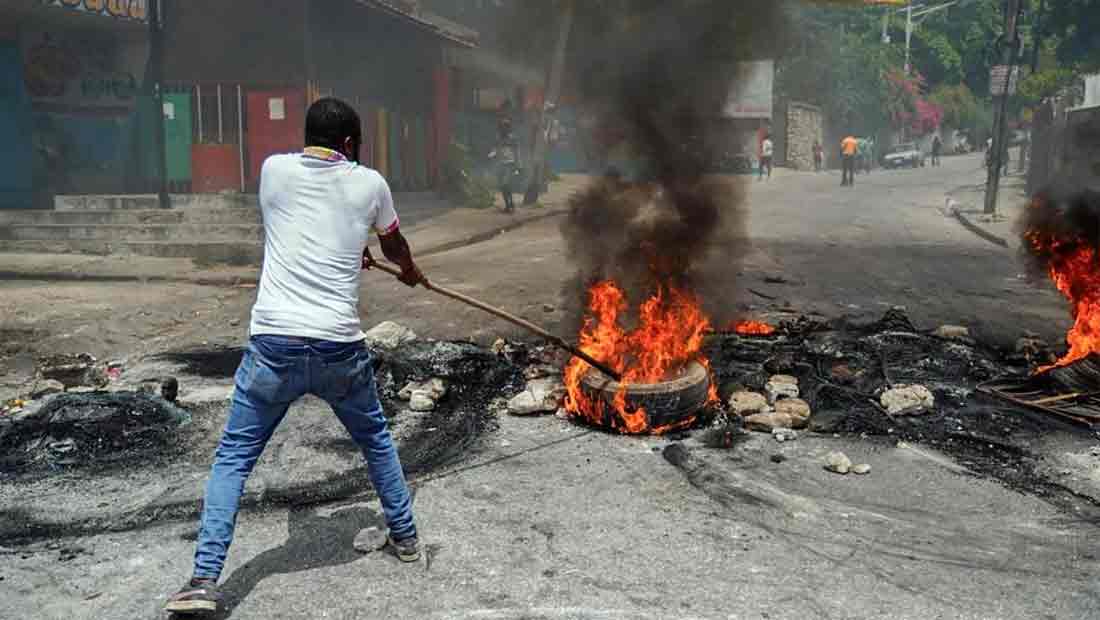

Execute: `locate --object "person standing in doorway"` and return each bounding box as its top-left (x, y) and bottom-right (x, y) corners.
top-left (164, 98), bottom-right (424, 616)
top-left (840, 134), bottom-right (858, 187)
top-left (813, 140), bottom-right (824, 172)
top-left (759, 133), bottom-right (774, 181)
top-left (931, 135), bottom-right (942, 167)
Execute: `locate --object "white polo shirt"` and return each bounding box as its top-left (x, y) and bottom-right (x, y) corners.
top-left (249, 147), bottom-right (399, 342)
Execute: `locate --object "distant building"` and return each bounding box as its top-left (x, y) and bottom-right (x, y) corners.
top-left (163, 0), bottom-right (480, 194)
top-left (0, 0), bottom-right (522, 209)
top-left (0, 0), bottom-right (153, 208)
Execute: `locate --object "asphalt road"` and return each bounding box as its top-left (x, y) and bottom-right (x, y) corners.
top-left (361, 152), bottom-right (1069, 349)
top-left (5, 156), bottom-right (1098, 620)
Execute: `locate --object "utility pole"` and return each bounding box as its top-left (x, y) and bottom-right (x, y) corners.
top-left (149, 0), bottom-right (169, 209)
top-left (1030, 0), bottom-right (1045, 73)
top-left (889, 0), bottom-right (963, 75)
top-left (523, 0), bottom-right (574, 205)
top-left (904, 1), bottom-right (913, 74)
top-left (983, 0), bottom-right (1023, 215)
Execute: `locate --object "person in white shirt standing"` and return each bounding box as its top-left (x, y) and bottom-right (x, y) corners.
top-left (758, 133), bottom-right (774, 181)
top-left (166, 98), bottom-right (425, 616)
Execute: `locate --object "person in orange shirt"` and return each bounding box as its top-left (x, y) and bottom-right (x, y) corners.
top-left (840, 135), bottom-right (859, 187)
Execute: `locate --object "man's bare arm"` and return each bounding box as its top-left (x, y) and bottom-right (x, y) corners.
top-left (368, 228), bottom-right (426, 287)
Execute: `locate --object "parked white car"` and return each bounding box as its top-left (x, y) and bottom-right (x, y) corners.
top-left (883, 143), bottom-right (926, 169)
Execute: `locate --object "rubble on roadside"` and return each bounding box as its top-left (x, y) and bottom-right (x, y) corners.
top-left (824, 451), bottom-right (852, 474)
top-left (364, 321), bottom-right (418, 350)
top-left (508, 377), bottom-right (566, 416)
top-left (880, 384), bottom-right (935, 415)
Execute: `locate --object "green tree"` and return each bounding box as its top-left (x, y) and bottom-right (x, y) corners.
top-left (1043, 0), bottom-right (1100, 72)
top-left (928, 83), bottom-right (979, 129)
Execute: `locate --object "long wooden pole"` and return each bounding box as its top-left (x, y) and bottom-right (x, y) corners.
top-left (367, 261), bottom-right (622, 382)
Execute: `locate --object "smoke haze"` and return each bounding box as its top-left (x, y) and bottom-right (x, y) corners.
top-left (559, 0), bottom-right (789, 327)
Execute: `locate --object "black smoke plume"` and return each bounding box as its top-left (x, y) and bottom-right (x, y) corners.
top-left (1018, 184), bottom-right (1100, 278)
top-left (559, 1), bottom-right (788, 328)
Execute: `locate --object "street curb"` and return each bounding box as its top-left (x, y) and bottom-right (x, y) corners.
top-left (950, 207), bottom-right (1009, 248)
top-left (945, 188), bottom-right (1010, 248)
top-left (0, 208), bottom-right (568, 287)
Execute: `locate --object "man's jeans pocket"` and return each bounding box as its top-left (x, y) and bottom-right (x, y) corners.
top-left (320, 349), bottom-right (371, 402)
top-left (238, 344), bottom-right (295, 404)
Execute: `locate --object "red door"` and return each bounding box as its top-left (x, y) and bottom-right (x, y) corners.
top-left (246, 89), bottom-right (305, 188)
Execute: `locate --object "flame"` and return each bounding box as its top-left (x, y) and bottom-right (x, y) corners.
top-left (730, 320), bottom-right (777, 336)
top-left (1025, 229), bottom-right (1100, 372)
top-left (563, 280), bottom-right (716, 434)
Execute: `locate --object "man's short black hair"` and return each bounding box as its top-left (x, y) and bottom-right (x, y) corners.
top-left (305, 97), bottom-right (362, 153)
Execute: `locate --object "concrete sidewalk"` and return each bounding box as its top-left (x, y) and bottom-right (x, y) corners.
top-left (0, 175), bottom-right (590, 286)
top-left (947, 171), bottom-right (1029, 249)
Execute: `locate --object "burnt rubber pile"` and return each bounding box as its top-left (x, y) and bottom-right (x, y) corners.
top-left (698, 308), bottom-right (1100, 513)
top-left (0, 338), bottom-right (522, 542)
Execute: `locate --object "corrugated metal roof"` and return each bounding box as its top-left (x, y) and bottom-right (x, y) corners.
top-left (356, 0), bottom-right (479, 48)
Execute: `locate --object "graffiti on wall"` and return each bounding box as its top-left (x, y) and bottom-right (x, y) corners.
top-left (22, 30), bottom-right (144, 110)
top-left (39, 0), bottom-right (148, 22)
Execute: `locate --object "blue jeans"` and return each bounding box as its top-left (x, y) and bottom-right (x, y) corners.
top-left (193, 335), bottom-right (416, 580)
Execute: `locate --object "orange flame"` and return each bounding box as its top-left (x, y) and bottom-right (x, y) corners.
top-left (563, 280), bottom-right (716, 434)
top-left (730, 320), bottom-right (777, 336)
top-left (1026, 230), bottom-right (1100, 372)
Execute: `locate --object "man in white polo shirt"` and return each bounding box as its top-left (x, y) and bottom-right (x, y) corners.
top-left (166, 98), bottom-right (425, 616)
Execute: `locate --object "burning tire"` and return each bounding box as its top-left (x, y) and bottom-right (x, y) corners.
top-left (579, 360), bottom-right (710, 431)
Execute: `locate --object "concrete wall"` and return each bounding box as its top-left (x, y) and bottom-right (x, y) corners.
top-left (785, 101), bottom-right (822, 171)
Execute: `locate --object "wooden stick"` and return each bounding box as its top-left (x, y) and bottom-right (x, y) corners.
top-left (367, 261), bottom-right (623, 382)
top-left (1028, 391), bottom-right (1100, 406)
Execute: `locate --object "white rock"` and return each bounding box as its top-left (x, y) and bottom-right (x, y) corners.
top-left (352, 526), bottom-right (387, 553)
top-left (852, 463), bottom-right (872, 475)
top-left (765, 375), bottom-right (800, 404)
top-left (880, 384), bottom-right (935, 414)
top-left (507, 378), bottom-right (566, 416)
top-left (491, 338), bottom-right (507, 355)
top-left (728, 391), bottom-right (768, 415)
top-left (933, 325), bottom-right (971, 341)
top-left (744, 411), bottom-right (795, 432)
top-left (774, 398), bottom-right (811, 427)
top-left (824, 451), bottom-right (852, 474)
top-left (364, 321), bottom-right (417, 350)
top-left (409, 390), bottom-right (436, 412)
top-left (772, 428), bottom-right (798, 443)
top-left (398, 378), bottom-right (446, 402)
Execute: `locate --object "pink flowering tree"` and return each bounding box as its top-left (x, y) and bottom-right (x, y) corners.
top-left (884, 69), bottom-right (942, 138)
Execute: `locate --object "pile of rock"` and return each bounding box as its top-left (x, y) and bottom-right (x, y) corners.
top-left (397, 378), bottom-right (448, 412)
top-left (880, 384), bottom-right (935, 415)
top-left (364, 321), bottom-right (418, 350)
top-left (823, 451), bottom-right (872, 475)
top-left (507, 376), bottom-right (567, 416)
top-left (729, 374), bottom-right (813, 432)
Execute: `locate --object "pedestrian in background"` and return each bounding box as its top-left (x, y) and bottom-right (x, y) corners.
top-left (857, 137), bottom-right (873, 174)
top-left (758, 133), bottom-right (773, 181)
top-left (840, 134), bottom-right (858, 187)
top-left (931, 135), bottom-right (942, 167)
top-left (489, 117), bottom-right (520, 213)
top-left (813, 140), bottom-right (823, 172)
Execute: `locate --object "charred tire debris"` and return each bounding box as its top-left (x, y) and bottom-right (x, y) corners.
top-left (580, 360), bottom-right (710, 429)
top-left (700, 308), bottom-right (1100, 517)
top-left (0, 339), bottom-right (522, 543)
top-left (3, 309), bottom-right (1100, 542)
